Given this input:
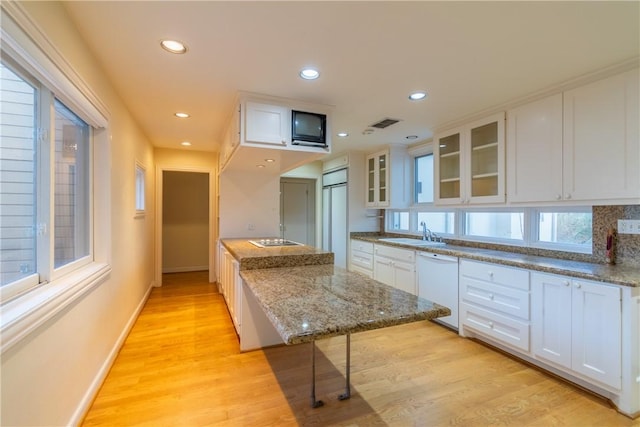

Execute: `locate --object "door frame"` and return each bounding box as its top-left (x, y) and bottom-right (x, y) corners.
top-left (279, 177), bottom-right (316, 246)
top-left (155, 166), bottom-right (216, 287)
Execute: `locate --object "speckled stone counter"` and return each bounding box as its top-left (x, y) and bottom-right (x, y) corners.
top-left (351, 234), bottom-right (640, 288)
top-left (240, 264), bottom-right (450, 345)
top-left (221, 238), bottom-right (334, 270)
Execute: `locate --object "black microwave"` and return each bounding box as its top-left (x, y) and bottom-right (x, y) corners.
top-left (291, 110), bottom-right (327, 148)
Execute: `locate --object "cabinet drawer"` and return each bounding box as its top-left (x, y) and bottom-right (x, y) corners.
top-left (374, 244), bottom-right (415, 262)
top-left (351, 240), bottom-right (373, 255)
top-left (460, 302), bottom-right (530, 352)
top-left (351, 250), bottom-right (373, 270)
top-left (461, 276), bottom-right (530, 320)
top-left (460, 259), bottom-right (529, 291)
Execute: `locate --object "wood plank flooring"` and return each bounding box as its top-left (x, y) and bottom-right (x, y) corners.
top-left (82, 271), bottom-right (638, 426)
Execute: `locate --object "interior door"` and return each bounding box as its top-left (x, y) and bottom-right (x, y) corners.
top-left (280, 178), bottom-right (315, 245)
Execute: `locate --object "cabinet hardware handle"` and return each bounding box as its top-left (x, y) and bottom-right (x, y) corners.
top-left (575, 283), bottom-right (581, 289)
top-left (489, 321), bottom-right (494, 328)
top-left (564, 281), bottom-right (570, 287)
top-left (488, 271), bottom-right (494, 278)
top-left (489, 294), bottom-right (494, 300)
top-left (556, 194), bottom-right (562, 200)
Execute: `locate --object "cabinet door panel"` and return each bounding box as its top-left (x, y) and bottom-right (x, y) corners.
top-left (507, 94), bottom-right (563, 202)
top-left (532, 273), bottom-right (572, 369)
top-left (373, 257), bottom-right (394, 287)
top-left (571, 280), bottom-right (622, 389)
top-left (563, 69), bottom-right (639, 201)
top-left (393, 260), bottom-right (416, 295)
top-left (245, 102), bottom-right (288, 145)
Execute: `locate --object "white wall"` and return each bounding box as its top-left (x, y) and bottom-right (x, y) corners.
top-left (219, 168), bottom-right (281, 238)
top-left (1, 2), bottom-right (155, 426)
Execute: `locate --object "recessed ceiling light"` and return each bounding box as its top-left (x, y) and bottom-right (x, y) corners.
top-left (299, 68), bottom-right (320, 80)
top-left (175, 112), bottom-right (190, 118)
top-left (406, 135), bottom-right (419, 140)
top-left (264, 158), bottom-right (275, 163)
top-left (181, 141), bottom-right (191, 146)
top-left (337, 132), bottom-right (349, 137)
top-left (256, 164), bottom-right (265, 168)
top-left (161, 40), bottom-right (187, 54)
top-left (409, 91), bottom-right (427, 101)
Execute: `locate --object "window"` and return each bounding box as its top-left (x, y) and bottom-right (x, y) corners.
top-left (389, 211), bottom-right (409, 231)
top-left (0, 62), bottom-right (37, 290)
top-left (417, 211), bottom-right (455, 235)
top-left (536, 208), bottom-right (592, 250)
top-left (414, 153), bottom-right (434, 203)
top-left (1, 60), bottom-right (92, 300)
top-left (464, 211), bottom-right (525, 241)
top-left (135, 162), bottom-right (146, 216)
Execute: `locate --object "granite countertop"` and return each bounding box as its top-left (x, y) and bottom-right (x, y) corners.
top-left (221, 238), bottom-right (334, 270)
top-left (352, 235), bottom-right (640, 288)
top-left (240, 264), bottom-right (451, 345)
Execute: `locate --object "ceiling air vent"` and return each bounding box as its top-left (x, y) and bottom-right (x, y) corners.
top-left (370, 118), bottom-right (401, 129)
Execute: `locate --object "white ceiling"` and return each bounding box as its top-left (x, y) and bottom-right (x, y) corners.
top-left (62, 1), bottom-right (639, 158)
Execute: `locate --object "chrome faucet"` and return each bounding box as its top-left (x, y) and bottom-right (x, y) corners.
top-left (420, 221), bottom-right (431, 241)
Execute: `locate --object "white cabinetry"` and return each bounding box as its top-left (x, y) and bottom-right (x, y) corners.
top-left (507, 93), bottom-right (563, 202)
top-left (507, 68), bottom-right (639, 204)
top-left (219, 244), bottom-right (242, 334)
top-left (459, 259), bottom-right (530, 352)
top-left (532, 272), bottom-right (622, 389)
top-left (244, 101), bottom-right (289, 146)
top-left (563, 68), bottom-right (639, 202)
top-left (373, 244), bottom-right (416, 294)
top-left (350, 239), bottom-right (374, 278)
top-left (365, 146), bottom-right (411, 208)
top-left (435, 112), bottom-right (505, 205)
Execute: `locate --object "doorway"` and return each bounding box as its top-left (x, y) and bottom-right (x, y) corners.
top-left (280, 178), bottom-right (316, 246)
top-left (161, 171), bottom-right (210, 274)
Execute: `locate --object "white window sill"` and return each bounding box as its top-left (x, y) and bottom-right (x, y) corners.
top-left (0, 262), bottom-right (111, 354)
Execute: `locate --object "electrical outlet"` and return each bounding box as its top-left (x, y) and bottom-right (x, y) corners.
top-left (247, 223), bottom-right (255, 230)
top-left (618, 219), bottom-right (640, 235)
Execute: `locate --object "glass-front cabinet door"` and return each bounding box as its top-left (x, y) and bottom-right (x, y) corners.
top-left (367, 155), bottom-right (376, 204)
top-left (435, 112), bottom-right (504, 205)
top-left (468, 112), bottom-right (504, 203)
top-left (365, 149), bottom-right (391, 207)
top-left (437, 132), bottom-right (461, 203)
top-left (377, 152), bottom-right (388, 206)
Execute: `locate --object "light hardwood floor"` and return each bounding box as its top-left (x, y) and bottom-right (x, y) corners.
top-left (82, 271), bottom-right (638, 426)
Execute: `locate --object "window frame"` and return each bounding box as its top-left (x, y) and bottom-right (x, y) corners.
top-left (0, 5), bottom-right (111, 354)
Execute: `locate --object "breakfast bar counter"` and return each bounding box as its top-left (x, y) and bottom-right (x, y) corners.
top-left (240, 264), bottom-right (450, 345)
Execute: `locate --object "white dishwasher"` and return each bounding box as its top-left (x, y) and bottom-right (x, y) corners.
top-left (417, 252), bottom-right (459, 329)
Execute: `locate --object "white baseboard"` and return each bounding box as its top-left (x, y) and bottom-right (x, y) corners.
top-left (162, 265), bottom-right (208, 274)
top-left (69, 281), bottom-right (154, 426)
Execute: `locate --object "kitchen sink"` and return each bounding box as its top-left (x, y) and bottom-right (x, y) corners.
top-left (378, 237), bottom-right (446, 247)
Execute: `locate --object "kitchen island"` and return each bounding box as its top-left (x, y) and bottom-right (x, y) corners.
top-left (219, 238), bottom-right (450, 407)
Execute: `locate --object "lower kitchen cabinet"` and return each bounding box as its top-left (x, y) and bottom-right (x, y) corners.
top-left (459, 259), bottom-right (530, 352)
top-left (532, 272), bottom-right (622, 390)
top-left (219, 244), bottom-right (242, 335)
top-left (350, 239), bottom-right (374, 278)
top-left (373, 244), bottom-right (416, 295)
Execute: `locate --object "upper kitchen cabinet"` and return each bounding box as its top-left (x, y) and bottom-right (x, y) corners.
top-left (434, 112), bottom-right (505, 205)
top-left (507, 68), bottom-right (639, 204)
top-left (507, 93), bottom-right (564, 203)
top-left (366, 146), bottom-right (411, 208)
top-left (219, 92), bottom-right (332, 174)
top-left (244, 101), bottom-right (289, 146)
top-left (563, 68), bottom-right (639, 203)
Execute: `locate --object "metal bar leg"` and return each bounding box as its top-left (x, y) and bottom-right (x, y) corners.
top-left (310, 341), bottom-right (324, 408)
top-left (338, 333), bottom-right (351, 401)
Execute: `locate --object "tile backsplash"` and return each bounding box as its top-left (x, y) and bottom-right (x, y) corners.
top-left (593, 205), bottom-right (640, 267)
